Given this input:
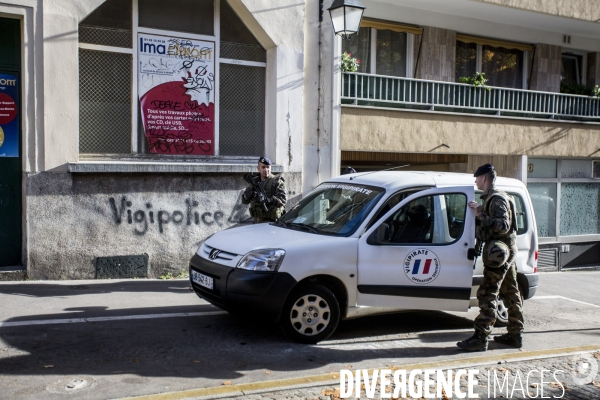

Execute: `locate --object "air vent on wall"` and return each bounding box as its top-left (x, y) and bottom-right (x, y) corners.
top-left (538, 248), bottom-right (559, 271)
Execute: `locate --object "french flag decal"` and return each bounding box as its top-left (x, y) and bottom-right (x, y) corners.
top-left (411, 259), bottom-right (433, 275)
top-left (404, 249), bottom-right (441, 284)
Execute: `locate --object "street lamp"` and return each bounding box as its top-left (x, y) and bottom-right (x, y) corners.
top-left (327, 0), bottom-right (366, 40)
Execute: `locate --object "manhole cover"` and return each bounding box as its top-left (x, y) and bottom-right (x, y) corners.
top-left (46, 376), bottom-right (95, 393)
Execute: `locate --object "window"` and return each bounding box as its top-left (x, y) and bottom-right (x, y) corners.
top-left (528, 158), bottom-right (600, 240)
top-left (482, 45), bottom-right (523, 88)
top-left (78, 0), bottom-right (266, 157)
top-left (455, 36), bottom-right (529, 89)
top-left (377, 194), bottom-right (467, 245)
top-left (342, 21), bottom-right (417, 77)
top-left (561, 54), bottom-right (582, 86)
top-left (365, 189), bottom-right (425, 231)
top-left (280, 183), bottom-right (385, 237)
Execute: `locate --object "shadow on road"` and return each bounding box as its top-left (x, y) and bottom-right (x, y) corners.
top-left (0, 304), bottom-right (477, 381)
top-left (0, 279), bottom-right (192, 298)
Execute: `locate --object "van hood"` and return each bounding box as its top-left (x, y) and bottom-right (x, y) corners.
top-left (205, 223), bottom-right (324, 256)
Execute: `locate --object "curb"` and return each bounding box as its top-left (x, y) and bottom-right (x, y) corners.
top-left (119, 344), bottom-right (600, 400)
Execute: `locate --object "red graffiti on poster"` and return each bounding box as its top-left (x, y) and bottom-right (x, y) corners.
top-left (138, 34), bottom-right (215, 155)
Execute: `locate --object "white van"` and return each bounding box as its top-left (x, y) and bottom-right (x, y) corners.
top-left (189, 171), bottom-right (539, 343)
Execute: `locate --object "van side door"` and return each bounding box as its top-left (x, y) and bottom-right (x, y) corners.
top-left (356, 186), bottom-right (475, 311)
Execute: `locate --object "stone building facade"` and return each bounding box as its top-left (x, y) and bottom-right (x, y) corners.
top-left (1, 0), bottom-right (600, 278)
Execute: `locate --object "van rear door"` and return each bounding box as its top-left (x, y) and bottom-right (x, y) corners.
top-left (356, 186), bottom-right (475, 311)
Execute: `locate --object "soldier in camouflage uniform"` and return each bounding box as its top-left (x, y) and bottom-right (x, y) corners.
top-left (242, 156), bottom-right (287, 223)
top-left (457, 164), bottom-right (524, 352)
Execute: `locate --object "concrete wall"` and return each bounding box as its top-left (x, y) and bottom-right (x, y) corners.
top-left (26, 172), bottom-right (301, 279)
top-left (477, 0), bottom-right (600, 22)
top-left (449, 155), bottom-right (526, 180)
top-left (529, 44), bottom-right (562, 93)
top-left (340, 107), bottom-right (600, 157)
top-left (414, 27), bottom-right (456, 82)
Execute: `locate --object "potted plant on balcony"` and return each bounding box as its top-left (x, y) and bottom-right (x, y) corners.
top-left (459, 72), bottom-right (491, 92)
top-left (340, 52), bottom-right (360, 72)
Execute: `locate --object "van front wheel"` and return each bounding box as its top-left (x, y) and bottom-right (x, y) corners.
top-left (281, 284), bottom-right (340, 344)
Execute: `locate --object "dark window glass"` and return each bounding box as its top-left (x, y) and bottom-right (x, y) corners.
top-left (79, 0), bottom-right (132, 48)
top-left (482, 45), bottom-right (523, 88)
top-left (365, 189), bottom-right (423, 230)
top-left (219, 64), bottom-right (265, 156)
top-left (79, 50), bottom-right (132, 154)
top-left (510, 193), bottom-right (528, 235)
top-left (378, 194), bottom-right (466, 245)
top-left (220, 0), bottom-right (265, 62)
top-left (342, 27), bottom-right (370, 73)
top-left (561, 55), bottom-right (581, 86)
top-left (455, 41), bottom-right (476, 82)
top-left (376, 30), bottom-right (407, 77)
top-left (139, 0), bottom-right (214, 36)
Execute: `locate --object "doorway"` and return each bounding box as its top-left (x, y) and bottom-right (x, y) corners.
top-left (0, 17), bottom-right (22, 267)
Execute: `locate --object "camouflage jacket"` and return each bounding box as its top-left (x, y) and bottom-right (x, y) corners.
top-left (476, 185), bottom-right (518, 243)
top-left (242, 173), bottom-right (287, 220)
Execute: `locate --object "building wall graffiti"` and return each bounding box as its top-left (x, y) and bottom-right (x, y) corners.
top-left (108, 196), bottom-right (252, 235)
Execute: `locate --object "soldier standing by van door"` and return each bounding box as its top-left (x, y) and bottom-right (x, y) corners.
top-left (457, 163), bottom-right (524, 352)
top-left (242, 156), bottom-right (287, 223)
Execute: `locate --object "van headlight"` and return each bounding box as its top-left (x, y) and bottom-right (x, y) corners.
top-left (236, 249), bottom-right (286, 272)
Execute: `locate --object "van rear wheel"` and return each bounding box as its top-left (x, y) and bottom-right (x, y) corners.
top-left (281, 284), bottom-right (340, 344)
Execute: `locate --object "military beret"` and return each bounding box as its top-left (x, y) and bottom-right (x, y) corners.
top-left (474, 163), bottom-right (494, 177)
top-left (258, 156), bottom-right (272, 166)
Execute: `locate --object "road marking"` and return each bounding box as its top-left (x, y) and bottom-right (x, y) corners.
top-left (0, 311), bottom-right (227, 328)
top-left (119, 344), bottom-right (600, 400)
top-left (530, 295), bottom-right (600, 308)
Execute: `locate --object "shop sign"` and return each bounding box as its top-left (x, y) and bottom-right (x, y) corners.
top-left (138, 34), bottom-right (215, 155)
top-left (0, 73), bottom-right (19, 157)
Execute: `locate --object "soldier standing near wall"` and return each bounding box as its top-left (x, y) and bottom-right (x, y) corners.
top-left (457, 164), bottom-right (525, 352)
top-left (242, 156), bottom-right (287, 223)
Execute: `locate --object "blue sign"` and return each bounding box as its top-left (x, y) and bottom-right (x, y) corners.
top-left (0, 73), bottom-right (19, 157)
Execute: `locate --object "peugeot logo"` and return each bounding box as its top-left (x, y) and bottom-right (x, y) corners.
top-left (209, 249), bottom-right (221, 260)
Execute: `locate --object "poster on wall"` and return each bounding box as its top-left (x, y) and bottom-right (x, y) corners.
top-left (0, 73), bottom-right (19, 158)
top-left (138, 34), bottom-right (215, 155)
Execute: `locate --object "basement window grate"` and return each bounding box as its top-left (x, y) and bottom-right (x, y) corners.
top-left (95, 254), bottom-right (148, 279)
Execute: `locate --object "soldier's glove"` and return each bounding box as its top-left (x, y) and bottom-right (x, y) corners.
top-left (266, 196), bottom-right (276, 206)
top-left (243, 188), bottom-right (256, 200)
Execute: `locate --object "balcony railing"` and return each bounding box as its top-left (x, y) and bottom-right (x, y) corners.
top-left (341, 72), bottom-right (600, 122)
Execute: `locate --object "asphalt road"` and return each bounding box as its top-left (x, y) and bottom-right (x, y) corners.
top-left (0, 270), bottom-right (599, 399)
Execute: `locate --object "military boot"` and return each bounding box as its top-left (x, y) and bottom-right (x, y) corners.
top-left (457, 331), bottom-right (488, 352)
top-left (493, 333), bottom-right (522, 348)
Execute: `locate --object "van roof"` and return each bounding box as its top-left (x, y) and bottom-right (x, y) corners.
top-left (325, 170), bottom-right (526, 192)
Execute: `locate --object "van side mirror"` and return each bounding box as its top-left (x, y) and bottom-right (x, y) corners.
top-left (375, 223), bottom-right (390, 243)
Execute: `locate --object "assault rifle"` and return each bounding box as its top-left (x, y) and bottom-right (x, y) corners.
top-left (473, 218), bottom-right (484, 269)
top-left (243, 173), bottom-right (269, 213)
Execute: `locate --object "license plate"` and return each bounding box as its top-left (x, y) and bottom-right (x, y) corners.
top-left (192, 270), bottom-right (214, 290)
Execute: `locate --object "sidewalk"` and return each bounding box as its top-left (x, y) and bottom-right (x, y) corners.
top-left (203, 351), bottom-right (600, 400)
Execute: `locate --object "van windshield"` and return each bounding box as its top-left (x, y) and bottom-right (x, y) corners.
top-left (279, 183), bottom-right (385, 236)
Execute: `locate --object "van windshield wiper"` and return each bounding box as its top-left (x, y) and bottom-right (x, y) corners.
top-left (287, 222), bottom-right (319, 234)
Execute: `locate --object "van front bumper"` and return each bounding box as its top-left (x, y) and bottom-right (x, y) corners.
top-left (189, 254), bottom-right (297, 322)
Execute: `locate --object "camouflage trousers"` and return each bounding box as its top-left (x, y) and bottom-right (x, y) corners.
top-left (474, 256), bottom-right (524, 337)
